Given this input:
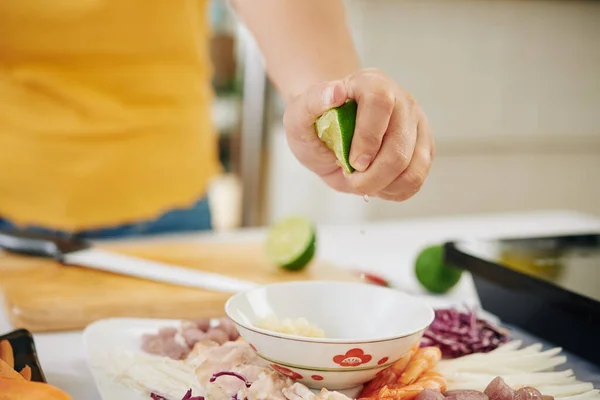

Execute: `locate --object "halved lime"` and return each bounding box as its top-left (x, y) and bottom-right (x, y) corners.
top-left (415, 244), bottom-right (464, 294)
top-left (265, 216), bottom-right (316, 271)
top-left (315, 100), bottom-right (358, 174)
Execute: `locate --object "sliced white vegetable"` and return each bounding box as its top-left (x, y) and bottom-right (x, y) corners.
top-left (436, 341), bottom-right (596, 400)
top-left (492, 340), bottom-right (523, 353)
top-left (527, 356), bottom-right (568, 372)
top-left (448, 370), bottom-right (576, 387)
top-left (440, 343), bottom-right (555, 368)
top-left (441, 355), bottom-right (567, 373)
top-left (538, 383), bottom-right (595, 397)
top-left (436, 365), bottom-right (523, 375)
top-left (102, 350), bottom-right (204, 399)
top-left (505, 370), bottom-right (576, 386)
top-left (502, 347), bottom-right (563, 365)
top-left (557, 389), bottom-right (600, 400)
top-left (445, 381), bottom-right (489, 392)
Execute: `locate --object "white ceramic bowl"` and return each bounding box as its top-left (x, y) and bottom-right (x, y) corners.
top-left (225, 281), bottom-right (434, 390)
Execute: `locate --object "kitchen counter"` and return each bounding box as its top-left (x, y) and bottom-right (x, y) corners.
top-left (1, 210), bottom-right (599, 399)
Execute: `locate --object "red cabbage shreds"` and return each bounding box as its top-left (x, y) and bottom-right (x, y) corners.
top-left (210, 371), bottom-right (252, 388)
top-left (420, 308), bottom-right (510, 358)
top-left (149, 389), bottom-right (205, 400)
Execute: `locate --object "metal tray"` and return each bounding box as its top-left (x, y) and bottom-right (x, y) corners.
top-left (444, 233), bottom-right (600, 366)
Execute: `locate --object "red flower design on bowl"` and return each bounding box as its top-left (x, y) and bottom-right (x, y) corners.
top-left (311, 375), bottom-right (324, 381)
top-left (270, 364), bottom-right (303, 380)
top-left (377, 357), bottom-right (389, 365)
top-left (333, 348), bottom-right (373, 367)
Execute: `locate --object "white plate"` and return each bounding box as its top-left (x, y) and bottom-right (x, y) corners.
top-left (83, 311), bottom-right (504, 400)
top-left (83, 318), bottom-right (182, 400)
top-left (83, 318), bottom-right (363, 400)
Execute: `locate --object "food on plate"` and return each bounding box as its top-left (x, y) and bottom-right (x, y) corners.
top-left (150, 388), bottom-right (204, 399)
top-left (0, 340), bottom-right (71, 400)
top-left (142, 317), bottom-right (240, 360)
top-left (104, 351), bottom-right (204, 398)
top-left (398, 347), bottom-right (443, 385)
top-left (415, 244), bottom-right (463, 294)
top-left (415, 388), bottom-right (446, 400)
top-left (363, 370), bottom-right (446, 400)
top-left (484, 377), bottom-right (514, 400)
top-left (104, 318), bottom-right (599, 400)
top-left (264, 215), bottom-right (316, 271)
top-left (358, 346), bottom-right (445, 399)
top-left (407, 377), bottom-right (555, 400)
top-left (106, 339), bottom-right (352, 400)
top-left (257, 315), bottom-right (325, 338)
top-left (284, 382), bottom-right (354, 400)
top-left (315, 99), bottom-right (358, 174)
top-left (513, 387), bottom-right (544, 400)
top-left (420, 308), bottom-right (509, 358)
top-left (444, 389), bottom-right (490, 400)
top-left (435, 341), bottom-right (599, 400)
top-left (361, 346), bottom-right (419, 397)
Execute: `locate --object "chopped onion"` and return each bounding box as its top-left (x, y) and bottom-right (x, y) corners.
top-left (210, 371), bottom-right (252, 388)
top-left (421, 308), bottom-right (510, 358)
top-left (150, 389), bottom-right (205, 400)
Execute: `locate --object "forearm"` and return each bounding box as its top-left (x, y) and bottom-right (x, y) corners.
top-left (231, 0), bottom-right (360, 103)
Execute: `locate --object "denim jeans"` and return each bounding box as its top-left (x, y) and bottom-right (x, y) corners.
top-left (0, 197), bottom-right (212, 240)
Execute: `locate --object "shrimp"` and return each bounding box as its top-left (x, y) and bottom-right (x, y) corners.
top-left (359, 345), bottom-right (418, 398)
top-left (369, 371), bottom-right (447, 400)
top-left (397, 347), bottom-right (441, 386)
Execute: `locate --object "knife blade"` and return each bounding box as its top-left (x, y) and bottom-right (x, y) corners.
top-left (0, 229), bottom-right (258, 293)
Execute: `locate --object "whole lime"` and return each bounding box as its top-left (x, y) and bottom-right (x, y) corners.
top-left (415, 244), bottom-right (463, 294)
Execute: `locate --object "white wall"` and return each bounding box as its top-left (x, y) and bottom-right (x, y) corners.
top-left (265, 0), bottom-right (600, 224)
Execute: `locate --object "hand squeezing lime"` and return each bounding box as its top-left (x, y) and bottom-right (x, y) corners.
top-left (415, 244), bottom-right (463, 294)
top-left (315, 100), bottom-right (358, 174)
top-left (265, 216), bottom-right (316, 271)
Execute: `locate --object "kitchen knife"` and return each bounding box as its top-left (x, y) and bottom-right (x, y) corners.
top-left (0, 229), bottom-right (258, 293)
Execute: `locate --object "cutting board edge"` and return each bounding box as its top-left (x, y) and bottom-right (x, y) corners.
top-left (0, 242), bottom-right (362, 332)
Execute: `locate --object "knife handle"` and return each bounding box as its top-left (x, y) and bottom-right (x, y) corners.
top-left (0, 229), bottom-right (90, 261)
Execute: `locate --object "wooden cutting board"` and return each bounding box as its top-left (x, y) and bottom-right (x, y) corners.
top-left (0, 240), bottom-right (360, 333)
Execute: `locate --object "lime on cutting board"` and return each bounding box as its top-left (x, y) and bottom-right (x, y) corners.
top-left (415, 244), bottom-right (463, 294)
top-left (265, 216), bottom-right (316, 271)
top-left (315, 100), bottom-right (358, 174)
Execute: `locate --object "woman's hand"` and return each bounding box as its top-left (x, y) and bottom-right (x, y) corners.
top-left (283, 68), bottom-right (434, 202)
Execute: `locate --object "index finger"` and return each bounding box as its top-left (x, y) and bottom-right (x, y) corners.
top-left (344, 70), bottom-right (395, 172)
top-left (284, 80), bottom-right (348, 131)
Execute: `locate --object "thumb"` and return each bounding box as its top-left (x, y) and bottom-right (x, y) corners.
top-left (286, 80), bottom-right (347, 129)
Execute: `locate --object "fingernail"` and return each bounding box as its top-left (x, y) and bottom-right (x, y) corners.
top-left (323, 84), bottom-right (336, 106)
top-left (352, 155), bottom-right (372, 172)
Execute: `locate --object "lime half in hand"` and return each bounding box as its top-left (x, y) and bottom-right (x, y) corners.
top-left (315, 100), bottom-right (358, 174)
top-left (415, 244), bottom-right (463, 294)
top-left (265, 216), bottom-right (316, 271)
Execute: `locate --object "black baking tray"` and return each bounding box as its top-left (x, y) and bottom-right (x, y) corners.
top-left (444, 233), bottom-right (600, 366)
top-left (0, 328), bottom-right (46, 382)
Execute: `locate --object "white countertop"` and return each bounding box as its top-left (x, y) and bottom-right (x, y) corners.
top-left (2, 210), bottom-right (599, 399)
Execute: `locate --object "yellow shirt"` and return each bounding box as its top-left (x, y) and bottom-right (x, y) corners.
top-left (0, 0), bottom-right (220, 231)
